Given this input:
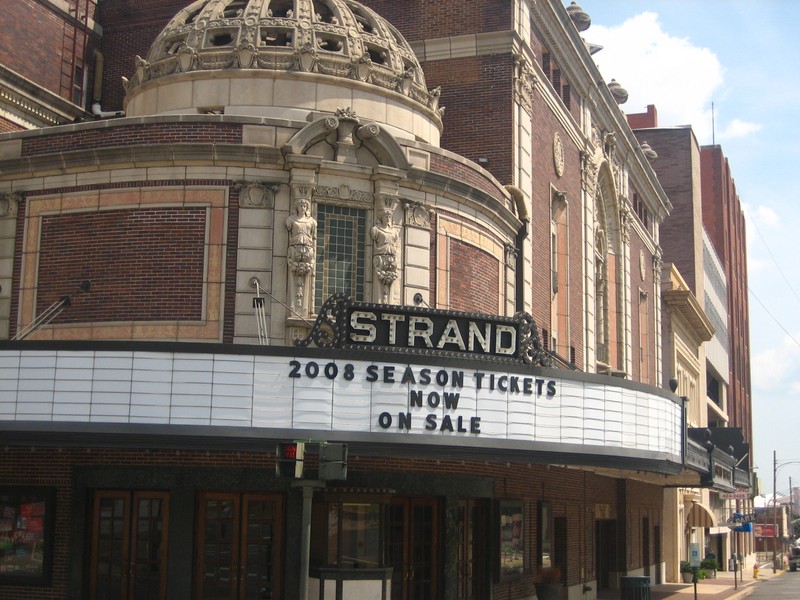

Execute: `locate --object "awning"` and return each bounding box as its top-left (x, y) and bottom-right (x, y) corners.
top-left (708, 526), bottom-right (730, 535)
top-left (687, 502), bottom-right (717, 528)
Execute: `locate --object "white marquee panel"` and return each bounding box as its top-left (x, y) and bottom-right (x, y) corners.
top-left (0, 349), bottom-right (683, 459)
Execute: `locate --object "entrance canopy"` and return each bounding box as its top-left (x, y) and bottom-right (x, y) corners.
top-left (687, 502), bottom-right (717, 528)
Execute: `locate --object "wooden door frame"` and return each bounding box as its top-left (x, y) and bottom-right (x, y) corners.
top-left (89, 490), bottom-right (169, 600)
top-left (238, 493), bottom-right (285, 600)
top-left (195, 491), bottom-right (285, 600)
top-left (388, 497), bottom-right (440, 600)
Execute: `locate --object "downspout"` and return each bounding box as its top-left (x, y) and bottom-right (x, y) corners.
top-left (505, 185), bottom-right (529, 314)
top-left (91, 49), bottom-right (125, 118)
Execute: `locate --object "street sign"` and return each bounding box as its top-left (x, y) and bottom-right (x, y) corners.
top-left (726, 512), bottom-right (757, 528)
top-left (689, 543), bottom-right (701, 567)
top-left (721, 491), bottom-right (750, 500)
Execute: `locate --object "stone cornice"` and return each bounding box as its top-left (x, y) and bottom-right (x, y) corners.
top-left (0, 64), bottom-right (87, 127)
top-left (0, 143), bottom-right (283, 181)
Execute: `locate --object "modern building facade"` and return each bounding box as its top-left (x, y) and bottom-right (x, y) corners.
top-left (628, 110), bottom-right (754, 579)
top-left (0, 1), bottom-right (749, 599)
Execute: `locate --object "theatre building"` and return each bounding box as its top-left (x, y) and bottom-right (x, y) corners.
top-left (0, 1), bottom-right (747, 599)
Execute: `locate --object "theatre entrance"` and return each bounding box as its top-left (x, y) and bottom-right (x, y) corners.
top-left (312, 493), bottom-right (441, 600)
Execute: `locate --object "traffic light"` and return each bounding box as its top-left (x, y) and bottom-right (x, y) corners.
top-left (319, 443), bottom-right (348, 481)
top-left (276, 442), bottom-right (305, 478)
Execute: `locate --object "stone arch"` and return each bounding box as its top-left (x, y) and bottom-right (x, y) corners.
top-left (594, 159), bottom-right (624, 372)
top-left (282, 115), bottom-right (409, 170)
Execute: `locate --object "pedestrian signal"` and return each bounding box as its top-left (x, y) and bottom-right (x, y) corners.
top-left (276, 442), bottom-right (305, 478)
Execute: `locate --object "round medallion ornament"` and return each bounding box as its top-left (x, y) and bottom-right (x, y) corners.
top-left (639, 249), bottom-right (646, 280)
top-left (553, 132), bottom-right (565, 178)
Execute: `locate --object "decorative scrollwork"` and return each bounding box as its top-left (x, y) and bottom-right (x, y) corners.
top-left (295, 293), bottom-right (351, 348)
top-left (515, 312), bottom-right (553, 367)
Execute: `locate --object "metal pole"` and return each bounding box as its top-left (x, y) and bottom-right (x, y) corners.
top-left (733, 525), bottom-right (737, 589)
top-left (773, 451), bottom-right (778, 572)
top-left (295, 481), bottom-right (323, 600)
top-left (791, 477), bottom-right (795, 540)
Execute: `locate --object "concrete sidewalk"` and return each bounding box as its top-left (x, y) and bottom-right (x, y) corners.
top-left (597, 567), bottom-right (784, 600)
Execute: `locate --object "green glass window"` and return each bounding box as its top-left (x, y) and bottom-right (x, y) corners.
top-left (315, 204), bottom-right (366, 306)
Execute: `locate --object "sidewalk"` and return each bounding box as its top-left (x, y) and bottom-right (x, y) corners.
top-left (597, 567), bottom-right (784, 600)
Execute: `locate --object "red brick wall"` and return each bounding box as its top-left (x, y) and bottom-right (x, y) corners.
top-left (423, 56), bottom-right (515, 185)
top-left (0, 0), bottom-right (80, 98)
top-left (627, 105), bottom-right (659, 129)
top-left (701, 145), bottom-right (752, 445)
top-left (20, 122), bottom-right (243, 156)
top-left (637, 128), bottom-right (701, 295)
top-left (449, 238), bottom-right (500, 314)
top-left (96, 0), bottom-right (188, 111)
top-left (430, 153), bottom-right (508, 205)
top-left (359, 0), bottom-right (511, 41)
top-left (37, 207), bottom-right (206, 323)
top-left (0, 117), bottom-right (23, 133)
top-left (10, 182), bottom-right (241, 343)
top-left (527, 105), bottom-right (584, 362)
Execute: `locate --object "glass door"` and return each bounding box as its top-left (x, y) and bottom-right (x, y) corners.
top-left (385, 498), bottom-right (439, 600)
top-left (89, 491), bottom-right (169, 600)
top-left (195, 492), bottom-right (284, 600)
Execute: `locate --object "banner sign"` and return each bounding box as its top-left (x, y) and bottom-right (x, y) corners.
top-left (754, 524), bottom-right (776, 537)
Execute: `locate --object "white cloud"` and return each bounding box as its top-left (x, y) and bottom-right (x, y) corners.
top-left (718, 118), bottom-right (762, 140)
top-left (752, 334), bottom-right (800, 391)
top-left (590, 12), bottom-right (725, 142)
top-left (743, 203), bottom-right (780, 230)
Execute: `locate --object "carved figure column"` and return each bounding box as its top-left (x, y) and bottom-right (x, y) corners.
top-left (286, 184), bottom-right (317, 317)
top-left (372, 195), bottom-right (400, 304)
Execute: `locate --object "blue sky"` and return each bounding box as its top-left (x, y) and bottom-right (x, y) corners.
top-left (576, 1), bottom-right (800, 497)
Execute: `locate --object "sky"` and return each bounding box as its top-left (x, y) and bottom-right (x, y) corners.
top-left (576, 1), bottom-right (800, 499)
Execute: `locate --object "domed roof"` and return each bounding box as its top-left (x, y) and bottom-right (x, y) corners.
top-left (124, 0), bottom-right (440, 114)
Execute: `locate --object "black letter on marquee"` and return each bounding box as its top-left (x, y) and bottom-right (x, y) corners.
top-left (409, 390), bottom-right (423, 407)
top-left (366, 365), bottom-right (378, 382)
top-left (378, 412), bottom-right (392, 429)
top-left (398, 412), bottom-right (412, 430)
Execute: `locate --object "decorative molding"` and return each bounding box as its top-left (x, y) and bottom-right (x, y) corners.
top-left (553, 132), bottom-right (565, 178)
top-left (513, 53), bottom-right (538, 116)
top-left (314, 184), bottom-right (373, 205)
top-left (505, 243), bottom-right (518, 266)
top-left (402, 199), bottom-right (433, 228)
top-left (0, 191), bottom-right (22, 218)
top-left (235, 182), bottom-right (277, 208)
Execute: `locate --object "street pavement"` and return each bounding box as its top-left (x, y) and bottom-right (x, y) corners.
top-left (597, 566), bottom-right (785, 600)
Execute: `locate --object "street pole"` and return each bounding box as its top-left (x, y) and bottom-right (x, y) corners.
top-left (773, 450), bottom-right (778, 572)
top-left (791, 476), bottom-right (794, 541)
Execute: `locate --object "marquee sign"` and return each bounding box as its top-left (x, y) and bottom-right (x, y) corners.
top-left (297, 294), bottom-right (553, 366)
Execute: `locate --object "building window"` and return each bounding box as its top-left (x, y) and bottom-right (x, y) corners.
top-left (72, 63), bottom-right (85, 106)
top-left (314, 204), bottom-right (366, 307)
top-left (551, 191), bottom-right (569, 358)
top-left (632, 191), bottom-right (650, 229)
top-left (639, 290), bottom-right (650, 383)
top-left (537, 501), bottom-right (553, 568)
top-left (500, 501), bottom-right (524, 579)
top-left (325, 501), bottom-right (381, 567)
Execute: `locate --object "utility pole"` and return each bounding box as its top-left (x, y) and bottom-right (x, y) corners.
top-left (791, 477), bottom-right (795, 540)
top-left (773, 451), bottom-right (778, 572)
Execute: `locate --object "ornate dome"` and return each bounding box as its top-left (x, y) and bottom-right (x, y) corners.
top-left (123, 0), bottom-right (442, 128)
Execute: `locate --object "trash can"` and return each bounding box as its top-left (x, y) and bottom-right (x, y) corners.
top-left (620, 576), bottom-right (651, 600)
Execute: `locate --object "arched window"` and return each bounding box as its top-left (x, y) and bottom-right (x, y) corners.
top-left (593, 166), bottom-right (623, 373)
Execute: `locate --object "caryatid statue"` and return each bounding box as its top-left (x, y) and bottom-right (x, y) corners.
top-left (286, 195), bottom-right (317, 316)
top-left (371, 207), bottom-right (400, 303)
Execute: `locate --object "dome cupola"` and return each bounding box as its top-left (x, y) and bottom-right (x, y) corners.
top-left (123, 0), bottom-right (443, 144)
